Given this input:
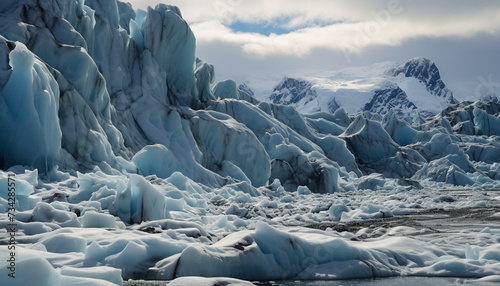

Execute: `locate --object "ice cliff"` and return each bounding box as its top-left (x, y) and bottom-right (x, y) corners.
top-left (1, 1), bottom-right (500, 284)
top-left (1, 0), bottom-right (500, 194)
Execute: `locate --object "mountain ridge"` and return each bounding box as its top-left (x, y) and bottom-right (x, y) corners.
top-left (260, 57), bottom-right (470, 116)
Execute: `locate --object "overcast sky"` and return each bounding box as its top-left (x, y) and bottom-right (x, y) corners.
top-left (126, 0), bottom-right (500, 99)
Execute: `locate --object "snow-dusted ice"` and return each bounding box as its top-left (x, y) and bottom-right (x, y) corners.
top-left (1, 168), bottom-right (500, 285)
top-left (0, 1), bottom-right (500, 285)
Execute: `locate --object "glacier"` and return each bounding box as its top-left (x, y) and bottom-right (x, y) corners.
top-left (0, 0), bottom-right (500, 285)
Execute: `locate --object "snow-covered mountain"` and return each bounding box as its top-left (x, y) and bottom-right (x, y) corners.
top-left (363, 83), bottom-right (417, 115)
top-left (1, 1), bottom-right (500, 285)
top-left (261, 58), bottom-right (462, 116)
top-left (269, 77), bottom-right (317, 106)
top-left (388, 57), bottom-right (458, 105)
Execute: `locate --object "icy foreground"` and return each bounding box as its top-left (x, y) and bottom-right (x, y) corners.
top-left (0, 0), bottom-right (500, 285)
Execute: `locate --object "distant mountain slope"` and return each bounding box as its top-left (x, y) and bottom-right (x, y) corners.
top-left (269, 77), bottom-right (317, 106)
top-left (388, 57), bottom-right (458, 105)
top-left (262, 58), bottom-right (463, 116)
top-left (238, 82), bottom-right (255, 97)
top-left (363, 83), bottom-right (417, 114)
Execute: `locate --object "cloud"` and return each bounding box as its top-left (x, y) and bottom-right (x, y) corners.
top-left (125, 0), bottom-right (500, 60)
top-left (189, 15), bottom-right (499, 61)
top-left (125, 0), bottom-right (500, 97)
top-left (126, 1), bottom-right (500, 55)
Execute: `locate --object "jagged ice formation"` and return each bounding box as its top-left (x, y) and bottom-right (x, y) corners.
top-left (1, 1), bottom-right (500, 285)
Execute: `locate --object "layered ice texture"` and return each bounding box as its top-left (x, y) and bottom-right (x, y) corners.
top-left (1, 0), bottom-right (500, 285)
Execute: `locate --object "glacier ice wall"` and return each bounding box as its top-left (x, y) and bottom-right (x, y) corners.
top-left (0, 0), bottom-right (358, 195)
top-left (0, 40), bottom-right (61, 171)
top-left (1, 0), bottom-right (500, 197)
top-left (0, 1), bottom-right (212, 172)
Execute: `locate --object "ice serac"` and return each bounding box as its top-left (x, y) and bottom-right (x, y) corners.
top-left (340, 116), bottom-right (399, 163)
top-left (117, 1), bottom-right (136, 33)
top-left (190, 110), bottom-right (271, 187)
top-left (265, 104), bottom-right (359, 175)
top-left (195, 58), bottom-right (216, 104)
top-left (132, 144), bottom-right (179, 179)
top-left (110, 174), bottom-right (166, 224)
top-left (128, 102), bottom-right (225, 188)
top-left (417, 133), bottom-right (472, 172)
top-left (261, 102), bottom-right (357, 176)
top-left (440, 101), bottom-right (477, 135)
top-left (212, 99), bottom-right (355, 192)
top-left (413, 157), bottom-right (475, 186)
top-left (440, 101), bottom-right (500, 135)
top-left (332, 108), bottom-right (352, 127)
top-left (409, 132), bottom-right (477, 186)
top-left (382, 110), bottom-right (437, 146)
top-left (85, 0), bottom-right (131, 96)
top-left (142, 4), bottom-right (199, 108)
top-left (304, 113), bottom-right (345, 136)
top-left (213, 79), bottom-right (258, 104)
top-left (9, 0), bottom-right (263, 190)
top-left (340, 113), bottom-right (426, 178)
top-left (0, 0), bottom-right (224, 173)
top-left (0, 40), bottom-right (61, 170)
top-left (0, 0), bottom-right (130, 169)
top-left (473, 106), bottom-right (500, 136)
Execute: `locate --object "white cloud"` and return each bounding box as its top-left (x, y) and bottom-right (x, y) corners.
top-left (125, 0), bottom-right (500, 97)
top-left (126, 0), bottom-right (500, 59)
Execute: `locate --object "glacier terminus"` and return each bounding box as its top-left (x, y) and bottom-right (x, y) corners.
top-left (0, 1), bottom-right (500, 285)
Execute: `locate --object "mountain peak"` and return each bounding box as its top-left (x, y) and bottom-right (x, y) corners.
top-left (238, 82), bottom-right (254, 97)
top-left (389, 57), bottom-right (458, 105)
top-left (363, 82), bottom-right (417, 114)
top-left (269, 77), bottom-right (317, 105)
